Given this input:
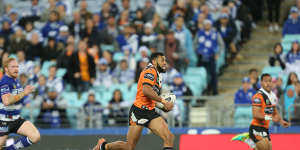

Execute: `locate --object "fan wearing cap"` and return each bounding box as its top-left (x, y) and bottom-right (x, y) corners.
top-left (234, 77), bottom-right (256, 105)
top-left (140, 22), bottom-right (156, 48)
top-left (94, 58), bottom-right (113, 88)
top-left (282, 6), bottom-right (300, 36)
top-left (0, 18), bottom-right (13, 46)
top-left (195, 19), bottom-right (218, 95)
top-left (56, 25), bottom-right (69, 45)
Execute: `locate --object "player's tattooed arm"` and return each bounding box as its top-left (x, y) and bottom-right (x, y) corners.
top-left (142, 84), bottom-right (165, 103)
top-left (2, 85), bottom-right (34, 106)
top-left (252, 106), bottom-right (265, 120)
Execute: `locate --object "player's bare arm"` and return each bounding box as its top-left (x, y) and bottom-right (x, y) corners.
top-left (142, 84), bottom-right (173, 111)
top-left (272, 107), bottom-right (290, 128)
top-left (252, 105), bottom-right (265, 120)
top-left (1, 85), bottom-right (34, 106)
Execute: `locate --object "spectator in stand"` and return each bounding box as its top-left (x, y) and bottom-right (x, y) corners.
top-left (102, 50), bottom-right (117, 71)
top-left (116, 24), bottom-right (138, 53)
top-left (169, 73), bottom-right (193, 126)
top-left (159, 30), bottom-right (186, 72)
top-left (269, 43), bottom-right (286, 69)
top-left (57, 35), bottom-right (75, 69)
top-left (99, 15), bottom-right (119, 45)
top-left (0, 36), bottom-right (6, 55)
top-left (272, 77), bottom-right (285, 113)
top-left (25, 32), bottom-right (44, 61)
top-left (266, 0), bottom-right (281, 32)
top-left (132, 9), bottom-right (145, 30)
top-left (24, 21), bottom-right (43, 42)
top-left (79, 0), bottom-right (92, 21)
top-left (68, 11), bottom-right (84, 40)
top-left (107, 0), bottom-right (119, 17)
top-left (56, 2), bottom-right (70, 24)
top-left (0, 19), bottom-right (13, 47)
top-left (167, 0), bottom-right (188, 24)
top-left (94, 58), bottom-right (113, 88)
top-left (285, 41), bottom-right (300, 65)
top-left (234, 77), bottom-right (256, 105)
top-left (19, 73), bottom-right (29, 87)
top-left (33, 75), bottom-right (48, 97)
top-left (28, 0), bottom-right (43, 19)
top-left (39, 87), bottom-right (67, 128)
top-left (135, 57), bottom-right (149, 82)
top-left (195, 19), bottom-right (218, 95)
top-left (41, 0), bottom-right (57, 22)
top-left (80, 91), bottom-right (102, 128)
top-left (172, 15), bottom-right (196, 67)
top-left (282, 7), bottom-right (300, 36)
top-left (80, 18), bottom-right (100, 48)
top-left (248, 68), bottom-right (260, 91)
top-left (17, 50), bottom-right (34, 77)
top-left (122, 46), bottom-right (136, 70)
top-left (56, 25), bottom-right (69, 45)
top-left (107, 89), bottom-right (128, 125)
top-left (215, 13), bottom-right (237, 62)
top-left (41, 10), bottom-right (64, 38)
top-left (8, 9), bottom-right (19, 30)
top-left (43, 37), bottom-right (64, 62)
top-left (118, 10), bottom-right (130, 27)
top-left (162, 64), bottom-right (179, 85)
top-left (8, 27), bottom-right (29, 54)
top-left (284, 72), bottom-right (299, 119)
top-left (143, 0), bottom-right (155, 22)
top-left (292, 81), bottom-right (300, 125)
top-left (152, 13), bottom-right (168, 36)
top-left (112, 59), bottom-right (135, 85)
top-left (69, 40), bottom-right (96, 92)
top-left (140, 22), bottom-right (156, 48)
top-left (92, 13), bottom-right (106, 31)
top-left (100, 2), bottom-right (112, 22)
top-left (46, 65), bottom-right (63, 94)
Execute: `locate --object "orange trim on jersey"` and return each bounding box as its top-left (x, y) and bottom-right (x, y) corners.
top-left (133, 67), bottom-right (161, 110)
top-left (250, 93), bottom-right (275, 129)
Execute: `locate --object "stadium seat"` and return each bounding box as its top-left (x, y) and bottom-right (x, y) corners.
top-left (282, 34), bottom-right (300, 43)
top-left (101, 44), bottom-right (114, 52)
top-left (113, 52), bottom-right (124, 62)
top-left (262, 66), bottom-right (282, 78)
top-left (56, 68), bottom-right (67, 78)
top-left (41, 61), bottom-right (56, 77)
top-left (234, 106), bottom-right (252, 127)
top-left (61, 92), bottom-right (80, 128)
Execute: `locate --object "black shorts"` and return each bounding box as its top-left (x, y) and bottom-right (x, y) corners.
top-left (0, 118), bottom-right (26, 136)
top-left (249, 125), bottom-right (271, 143)
top-left (128, 105), bottom-right (160, 128)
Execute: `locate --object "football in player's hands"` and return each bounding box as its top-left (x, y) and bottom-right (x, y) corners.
top-left (156, 93), bottom-right (176, 111)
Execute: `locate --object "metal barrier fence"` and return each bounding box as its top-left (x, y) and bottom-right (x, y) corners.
top-left (21, 94), bottom-right (295, 129)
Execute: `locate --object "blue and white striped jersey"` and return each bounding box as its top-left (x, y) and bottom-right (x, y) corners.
top-left (0, 75), bottom-right (25, 121)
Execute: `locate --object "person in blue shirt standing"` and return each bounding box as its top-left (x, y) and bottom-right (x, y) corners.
top-left (282, 6), bottom-right (300, 36)
top-left (195, 19), bottom-right (218, 95)
top-left (0, 58), bottom-right (40, 149)
top-left (234, 77), bottom-right (256, 105)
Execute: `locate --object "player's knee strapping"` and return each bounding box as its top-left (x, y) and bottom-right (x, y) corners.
top-left (163, 147), bottom-right (173, 150)
top-left (100, 141), bottom-right (107, 150)
top-left (5, 136), bottom-right (33, 150)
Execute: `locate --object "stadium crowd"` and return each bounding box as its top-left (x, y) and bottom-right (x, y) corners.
top-left (234, 0), bottom-right (300, 127)
top-left (0, 0), bottom-right (259, 128)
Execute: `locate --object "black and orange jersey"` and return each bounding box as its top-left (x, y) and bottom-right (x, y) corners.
top-left (251, 90), bottom-right (276, 129)
top-left (133, 64), bottom-right (161, 110)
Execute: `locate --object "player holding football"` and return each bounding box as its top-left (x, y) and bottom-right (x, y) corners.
top-left (93, 52), bottom-right (174, 150)
top-left (0, 58), bottom-right (40, 150)
top-left (232, 73), bottom-right (290, 150)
